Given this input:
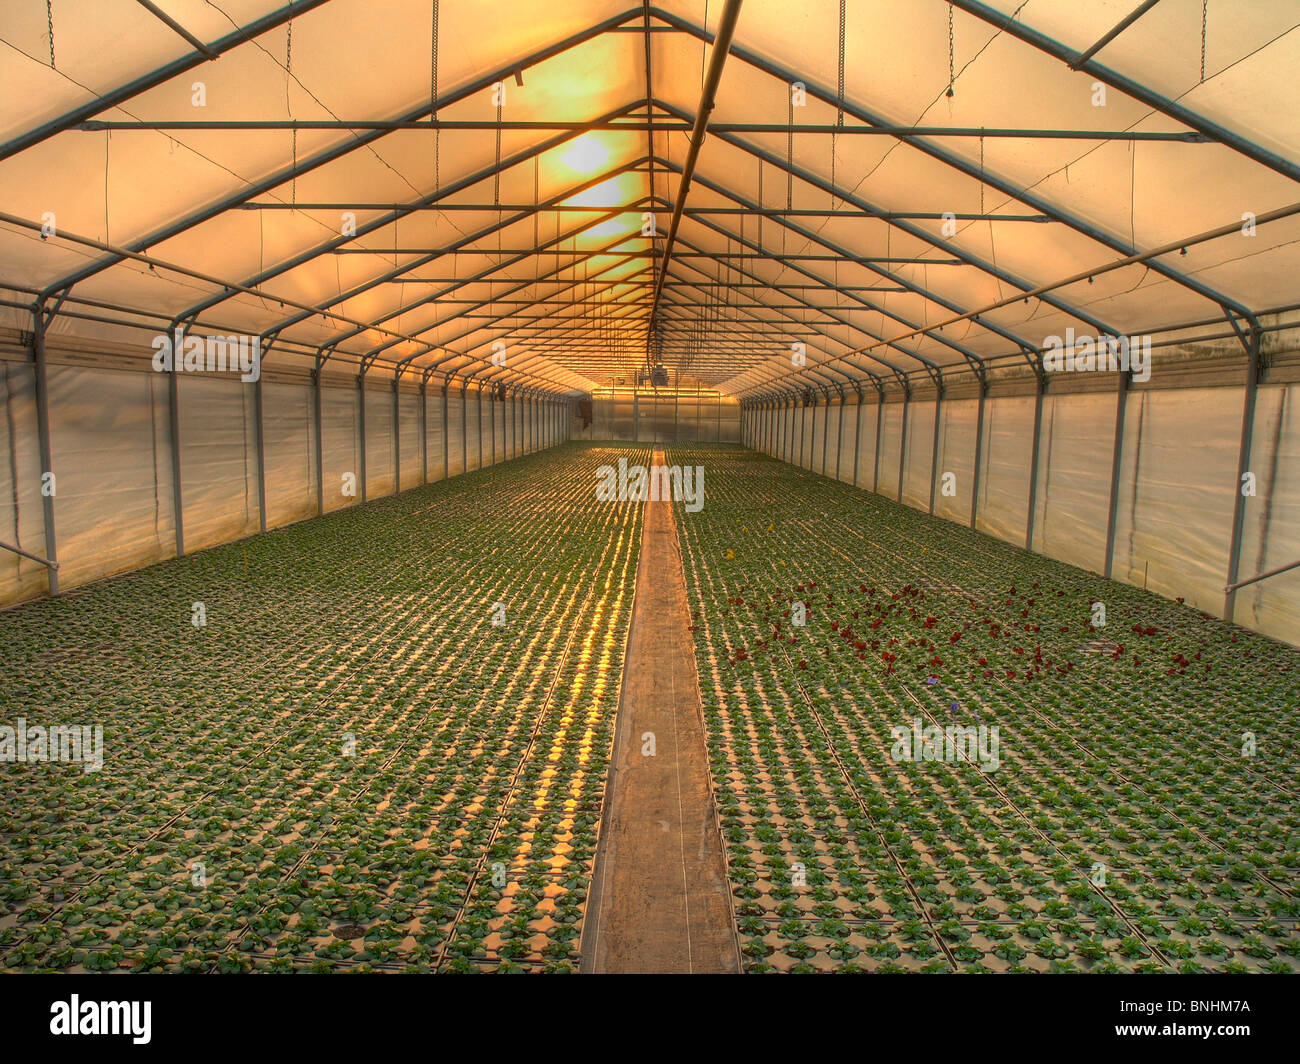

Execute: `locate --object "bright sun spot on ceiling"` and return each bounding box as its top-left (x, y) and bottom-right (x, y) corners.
top-left (581, 214), bottom-right (640, 240)
top-left (564, 176), bottom-right (625, 209)
top-left (559, 133), bottom-right (610, 175)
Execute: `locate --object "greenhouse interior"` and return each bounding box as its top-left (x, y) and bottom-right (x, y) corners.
top-left (1, 0), bottom-right (1298, 994)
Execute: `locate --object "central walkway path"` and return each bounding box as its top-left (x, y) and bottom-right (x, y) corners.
top-left (581, 449), bottom-right (741, 973)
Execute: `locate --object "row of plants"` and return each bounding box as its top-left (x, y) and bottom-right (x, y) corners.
top-left (0, 443), bottom-right (648, 972)
top-left (668, 445), bottom-right (1299, 973)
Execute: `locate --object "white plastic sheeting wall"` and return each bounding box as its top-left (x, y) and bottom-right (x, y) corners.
top-left (0, 359), bottom-right (567, 606)
top-left (744, 385), bottom-right (1300, 648)
top-left (573, 393), bottom-right (741, 442)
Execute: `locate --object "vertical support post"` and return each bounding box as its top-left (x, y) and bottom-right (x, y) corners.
top-left (313, 364), bottom-right (325, 515)
top-left (392, 376), bottom-right (401, 495)
top-left (254, 372), bottom-right (268, 532)
top-left (490, 388), bottom-right (497, 466)
top-left (1102, 371), bottom-right (1129, 577)
top-left (835, 394), bottom-right (845, 481)
top-left (897, 389), bottom-right (909, 503)
top-left (798, 398), bottom-right (807, 468)
top-left (928, 387), bottom-right (943, 515)
top-left (970, 380), bottom-right (987, 530)
top-left (31, 301), bottom-right (59, 594)
top-left (821, 397), bottom-right (830, 475)
top-left (420, 380), bottom-right (429, 485)
top-left (1225, 329), bottom-right (1262, 622)
top-left (460, 383), bottom-right (468, 471)
top-left (1025, 371), bottom-right (1046, 550)
top-left (477, 387), bottom-right (484, 470)
top-left (357, 372), bottom-right (368, 504)
top-left (442, 383), bottom-right (450, 481)
top-left (872, 393), bottom-right (883, 494)
top-left (168, 329), bottom-right (186, 556)
top-left (851, 390), bottom-right (863, 487)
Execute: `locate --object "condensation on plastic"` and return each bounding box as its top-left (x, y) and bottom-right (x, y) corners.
top-left (363, 388), bottom-right (395, 497)
top-left (810, 405), bottom-right (825, 474)
top-left (834, 402), bottom-right (856, 485)
top-left (1110, 388), bottom-right (1237, 613)
top-left (445, 393), bottom-right (465, 477)
top-left (320, 384), bottom-right (358, 513)
top-left (902, 401), bottom-right (937, 510)
top-left (934, 398), bottom-right (978, 525)
top-left (398, 392), bottom-right (422, 490)
top-left (877, 404), bottom-right (904, 499)
top-left (977, 395), bottom-right (1036, 544)
top-left (47, 364), bottom-right (174, 591)
top-left (262, 382), bottom-right (316, 530)
top-left (1238, 384), bottom-right (1300, 642)
top-left (1032, 391), bottom-right (1115, 576)
top-left (178, 376), bottom-right (259, 553)
top-left (855, 403), bottom-right (881, 492)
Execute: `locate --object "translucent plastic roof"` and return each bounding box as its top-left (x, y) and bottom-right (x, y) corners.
top-left (1, 0), bottom-right (1297, 397)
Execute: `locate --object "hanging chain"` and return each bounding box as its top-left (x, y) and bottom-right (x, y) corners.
top-left (784, 95), bottom-right (793, 259)
top-left (979, 130), bottom-right (984, 214)
top-left (834, 0), bottom-right (845, 207)
top-left (1200, 0), bottom-right (1208, 82)
top-left (493, 96), bottom-right (502, 206)
top-left (946, 3), bottom-right (955, 98)
top-left (786, 95), bottom-right (793, 212)
top-left (286, 21), bottom-right (296, 206)
top-left (431, 0), bottom-right (440, 194)
top-left (46, 0), bottom-right (55, 68)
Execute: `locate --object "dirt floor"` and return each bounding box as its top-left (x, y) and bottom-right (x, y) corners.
top-left (581, 450), bottom-right (741, 973)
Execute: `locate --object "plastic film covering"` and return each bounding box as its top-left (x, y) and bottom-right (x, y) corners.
top-left (398, 392), bottom-right (422, 490)
top-left (902, 400), bottom-right (937, 510)
top-left (1032, 391), bottom-right (1116, 576)
top-left (493, 396), bottom-right (506, 464)
top-left (934, 398), bottom-right (979, 525)
top-left (46, 364), bottom-right (174, 591)
top-left (835, 401), bottom-right (856, 485)
top-left (261, 381), bottom-right (316, 530)
top-left (976, 395), bottom-right (1036, 544)
top-left (320, 383), bottom-right (359, 514)
top-left (464, 391), bottom-right (478, 467)
top-left (424, 389), bottom-right (446, 482)
top-left (1238, 384), bottom-right (1300, 644)
top-left (877, 403), bottom-right (905, 500)
top-left (824, 402), bottom-right (844, 481)
top-left (810, 405), bottom-right (825, 474)
top-left (362, 387), bottom-right (394, 497)
top-left (1111, 388), bottom-right (1238, 614)
top-left (177, 376), bottom-right (258, 553)
top-left (855, 403), bottom-right (881, 491)
top-left (445, 393), bottom-right (465, 477)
